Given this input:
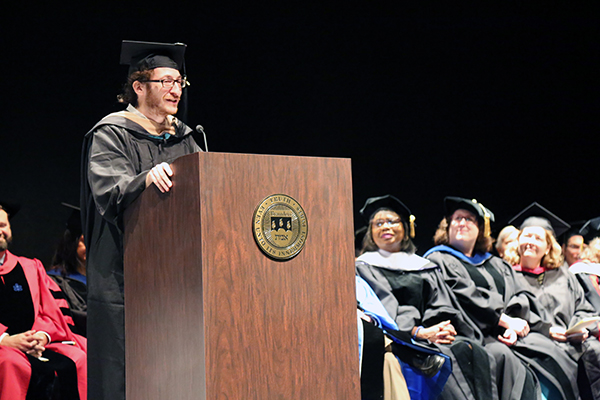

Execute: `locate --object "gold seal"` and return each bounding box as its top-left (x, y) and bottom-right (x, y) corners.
top-left (253, 194), bottom-right (308, 260)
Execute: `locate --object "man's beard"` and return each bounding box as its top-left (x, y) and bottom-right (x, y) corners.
top-left (0, 235), bottom-right (11, 252)
top-left (145, 88), bottom-right (178, 117)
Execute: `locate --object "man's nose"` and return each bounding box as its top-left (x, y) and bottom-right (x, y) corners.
top-left (170, 83), bottom-right (183, 96)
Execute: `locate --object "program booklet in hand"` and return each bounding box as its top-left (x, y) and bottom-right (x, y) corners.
top-left (565, 317), bottom-right (600, 335)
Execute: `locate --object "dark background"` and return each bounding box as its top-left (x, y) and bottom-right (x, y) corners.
top-left (4, 4), bottom-right (599, 264)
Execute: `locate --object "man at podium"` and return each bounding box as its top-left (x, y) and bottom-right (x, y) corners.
top-left (81, 40), bottom-right (203, 400)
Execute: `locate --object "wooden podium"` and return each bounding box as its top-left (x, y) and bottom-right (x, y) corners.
top-left (123, 152), bottom-right (360, 399)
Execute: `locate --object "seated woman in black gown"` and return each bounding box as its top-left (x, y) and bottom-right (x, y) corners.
top-left (505, 209), bottom-right (600, 400)
top-left (47, 205), bottom-right (87, 337)
top-left (424, 197), bottom-right (578, 400)
top-left (356, 195), bottom-right (495, 400)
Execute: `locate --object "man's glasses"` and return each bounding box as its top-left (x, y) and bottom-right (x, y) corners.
top-left (140, 77), bottom-right (190, 89)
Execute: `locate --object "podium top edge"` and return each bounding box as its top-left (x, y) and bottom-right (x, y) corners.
top-left (183, 151), bottom-right (352, 162)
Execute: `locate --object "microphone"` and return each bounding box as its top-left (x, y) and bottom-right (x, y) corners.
top-left (195, 125), bottom-right (209, 152)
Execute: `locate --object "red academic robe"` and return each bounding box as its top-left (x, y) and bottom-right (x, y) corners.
top-left (0, 251), bottom-right (87, 400)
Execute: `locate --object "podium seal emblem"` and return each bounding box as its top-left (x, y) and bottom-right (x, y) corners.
top-left (253, 194), bottom-right (308, 260)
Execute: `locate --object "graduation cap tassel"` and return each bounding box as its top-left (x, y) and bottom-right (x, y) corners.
top-left (473, 200), bottom-right (491, 238)
top-left (409, 215), bottom-right (416, 239)
top-left (484, 215), bottom-right (491, 238)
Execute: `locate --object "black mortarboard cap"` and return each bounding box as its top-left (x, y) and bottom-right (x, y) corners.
top-left (61, 203), bottom-right (82, 237)
top-left (0, 199), bottom-right (21, 218)
top-left (507, 202), bottom-right (570, 238)
top-left (579, 216), bottom-right (600, 242)
top-left (444, 197), bottom-right (494, 237)
top-left (360, 195), bottom-right (416, 238)
top-left (560, 220), bottom-right (586, 244)
top-left (120, 40), bottom-right (187, 75)
top-left (444, 197), bottom-right (495, 222)
top-left (360, 195), bottom-right (411, 223)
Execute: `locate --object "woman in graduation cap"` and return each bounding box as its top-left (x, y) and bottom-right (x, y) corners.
top-left (356, 195), bottom-right (497, 400)
top-left (47, 204), bottom-right (87, 337)
top-left (505, 209), bottom-right (600, 400)
top-left (424, 197), bottom-right (579, 400)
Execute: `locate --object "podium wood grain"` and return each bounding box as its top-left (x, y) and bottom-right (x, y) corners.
top-left (124, 152), bottom-right (359, 399)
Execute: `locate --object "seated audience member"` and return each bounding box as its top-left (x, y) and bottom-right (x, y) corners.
top-left (357, 275), bottom-right (451, 400)
top-left (561, 227), bottom-right (585, 267)
top-left (356, 195), bottom-right (496, 400)
top-left (570, 234), bottom-right (600, 312)
top-left (505, 211), bottom-right (600, 400)
top-left (0, 201), bottom-right (87, 400)
top-left (425, 198), bottom-right (578, 400)
top-left (495, 225), bottom-right (519, 261)
top-left (47, 204), bottom-right (87, 336)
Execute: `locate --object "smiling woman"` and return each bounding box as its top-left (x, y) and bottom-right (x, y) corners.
top-left (515, 226), bottom-right (560, 270)
top-left (506, 209), bottom-right (600, 400)
top-left (371, 211), bottom-right (404, 252)
top-left (356, 195), bottom-right (499, 399)
top-left (424, 196), bottom-right (580, 400)
top-left (447, 209), bottom-right (481, 257)
top-left (431, 198), bottom-right (494, 258)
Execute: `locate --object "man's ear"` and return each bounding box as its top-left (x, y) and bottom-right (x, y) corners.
top-left (132, 80), bottom-right (145, 96)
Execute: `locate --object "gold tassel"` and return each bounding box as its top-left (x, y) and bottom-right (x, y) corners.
top-left (484, 215), bottom-right (491, 238)
top-left (409, 215), bottom-right (416, 238)
top-left (473, 199), bottom-right (491, 238)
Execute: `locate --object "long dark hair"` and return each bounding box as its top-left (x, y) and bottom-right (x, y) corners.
top-left (51, 228), bottom-right (83, 276)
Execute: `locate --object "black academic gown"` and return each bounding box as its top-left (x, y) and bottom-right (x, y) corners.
top-left (570, 262), bottom-right (600, 313)
top-left (514, 265), bottom-right (600, 400)
top-left (426, 247), bottom-right (578, 400)
top-left (356, 251), bottom-right (496, 400)
top-left (80, 107), bottom-right (202, 400)
top-left (47, 272), bottom-right (87, 337)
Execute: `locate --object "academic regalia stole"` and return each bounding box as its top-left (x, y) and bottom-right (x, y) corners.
top-left (0, 262), bottom-right (35, 334)
top-left (459, 259), bottom-right (506, 298)
top-left (361, 320), bottom-right (385, 399)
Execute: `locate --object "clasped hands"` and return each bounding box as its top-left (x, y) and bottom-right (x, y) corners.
top-left (497, 314), bottom-right (530, 346)
top-left (0, 330), bottom-right (48, 358)
top-left (414, 321), bottom-right (457, 344)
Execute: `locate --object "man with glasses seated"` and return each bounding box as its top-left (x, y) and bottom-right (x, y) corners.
top-left (81, 41), bottom-right (203, 400)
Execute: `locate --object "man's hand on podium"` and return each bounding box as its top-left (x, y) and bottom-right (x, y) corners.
top-left (146, 162), bottom-right (174, 193)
